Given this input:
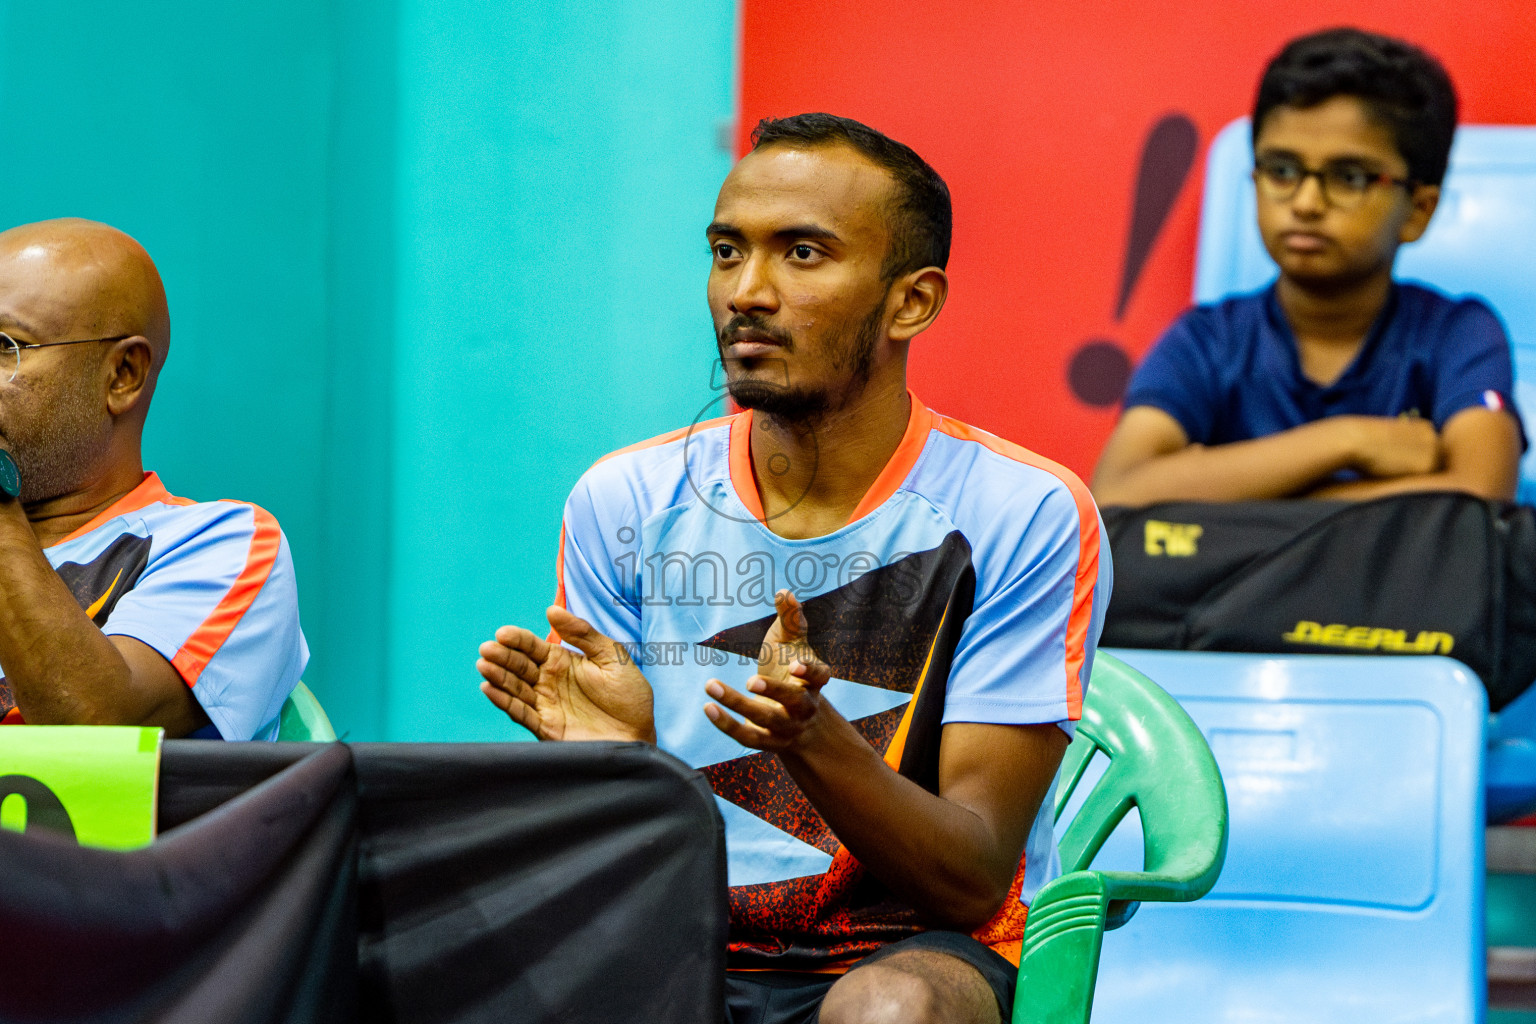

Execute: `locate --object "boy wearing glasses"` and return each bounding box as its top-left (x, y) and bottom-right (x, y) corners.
top-left (1092, 27), bottom-right (1523, 506)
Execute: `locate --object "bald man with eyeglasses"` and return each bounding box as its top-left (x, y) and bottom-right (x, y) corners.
top-left (0, 218), bottom-right (306, 738)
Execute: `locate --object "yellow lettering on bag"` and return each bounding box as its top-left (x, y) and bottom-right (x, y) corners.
top-left (1281, 621), bottom-right (1324, 643)
top-left (1144, 520), bottom-right (1203, 557)
top-left (1281, 621), bottom-right (1455, 655)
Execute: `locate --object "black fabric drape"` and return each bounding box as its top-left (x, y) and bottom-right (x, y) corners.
top-left (0, 741), bottom-right (726, 1024)
top-left (0, 743), bottom-right (357, 1024)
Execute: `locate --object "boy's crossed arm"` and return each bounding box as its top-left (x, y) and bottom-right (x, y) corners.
top-left (1091, 403), bottom-right (1517, 506)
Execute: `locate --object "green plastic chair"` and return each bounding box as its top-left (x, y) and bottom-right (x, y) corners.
top-left (1013, 652), bottom-right (1228, 1023)
top-left (276, 682), bottom-right (337, 742)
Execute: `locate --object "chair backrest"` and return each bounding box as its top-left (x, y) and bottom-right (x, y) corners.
top-left (1195, 117), bottom-right (1536, 502)
top-left (277, 682), bottom-right (337, 742)
top-left (1088, 650), bottom-right (1486, 1024)
top-left (1014, 654), bottom-right (1227, 1024)
top-left (1055, 652), bottom-right (1228, 902)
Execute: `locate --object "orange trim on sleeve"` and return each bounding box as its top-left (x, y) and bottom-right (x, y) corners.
top-left (553, 522), bottom-right (568, 611)
top-left (548, 522), bottom-right (570, 644)
top-left (51, 472), bottom-right (193, 548)
top-left (170, 504), bottom-right (282, 688)
top-left (845, 392), bottom-right (934, 524)
top-left (930, 415), bottom-right (1100, 719)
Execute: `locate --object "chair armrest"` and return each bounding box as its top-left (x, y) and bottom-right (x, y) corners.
top-left (1014, 871), bottom-right (1109, 1024)
top-left (1097, 861), bottom-right (1223, 905)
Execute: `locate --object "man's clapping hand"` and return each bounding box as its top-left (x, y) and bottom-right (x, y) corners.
top-left (703, 590), bottom-right (834, 753)
top-left (477, 606), bottom-right (656, 742)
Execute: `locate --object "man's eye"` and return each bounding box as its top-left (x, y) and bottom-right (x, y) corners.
top-left (713, 243), bottom-right (738, 260)
top-left (790, 244), bottom-right (816, 260)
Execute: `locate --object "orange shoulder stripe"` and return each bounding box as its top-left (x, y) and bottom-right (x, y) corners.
top-left (930, 415), bottom-right (1100, 719)
top-left (170, 504), bottom-right (282, 688)
top-left (592, 414), bottom-right (737, 467)
top-left (553, 415), bottom-right (738, 622)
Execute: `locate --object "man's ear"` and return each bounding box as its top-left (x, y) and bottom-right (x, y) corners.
top-left (887, 267), bottom-right (949, 343)
top-left (1400, 183), bottom-right (1440, 244)
top-left (104, 337), bottom-right (154, 417)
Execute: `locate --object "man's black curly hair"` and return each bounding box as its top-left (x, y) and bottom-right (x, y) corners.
top-left (751, 113), bottom-right (951, 279)
top-left (1254, 27), bottom-right (1458, 186)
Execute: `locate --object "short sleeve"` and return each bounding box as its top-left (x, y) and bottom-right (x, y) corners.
top-left (942, 485), bottom-right (1110, 731)
top-left (102, 504), bottom-right (307, 741)
top-left (556, 471), bottom-right (643, 650)
top-left (1430, 298), bottom-right (1523, 438)
top-left (1122, 310), bottom-right (1223, 445)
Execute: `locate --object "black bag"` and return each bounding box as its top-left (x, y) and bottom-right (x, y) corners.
top-left (1102, 493), bottom-right (1536, 711)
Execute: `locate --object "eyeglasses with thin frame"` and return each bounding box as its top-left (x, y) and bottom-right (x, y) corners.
top-left (1253, 154), bottom-right (1416, 211)
top-left (0, 331), bottom-right (132, 385)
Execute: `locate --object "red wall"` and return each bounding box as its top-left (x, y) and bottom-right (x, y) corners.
top-left (739, 1), bottom-right (1536, 479)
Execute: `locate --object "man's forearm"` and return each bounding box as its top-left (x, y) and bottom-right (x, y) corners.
top-left (0, 501), bottom-right (136, 724)
top-left (777, 706), bottom-right (1019, 931)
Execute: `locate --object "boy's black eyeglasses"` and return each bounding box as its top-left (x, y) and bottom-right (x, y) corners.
top-left (0, 331), bottom-right (132, 384)
top-left (1253, 155), bottom-right (1416, 210)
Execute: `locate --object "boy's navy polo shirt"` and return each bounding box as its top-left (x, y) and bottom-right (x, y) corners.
top-left (1124, 282), bottom-right (1521, 446)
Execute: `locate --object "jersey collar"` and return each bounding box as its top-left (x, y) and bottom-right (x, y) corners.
top-left (727, 391), bottom-right (935, 527)
top-left (50, 472), bottom-right (179, 548)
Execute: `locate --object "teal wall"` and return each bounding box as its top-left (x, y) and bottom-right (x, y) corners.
top-left (0, 0), bottom-right (737, 740)
top-left (388, 1), bottom-right (737, 739)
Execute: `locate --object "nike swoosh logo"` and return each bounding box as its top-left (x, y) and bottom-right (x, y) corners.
top-left (85, 569), bottom-right (125, 619)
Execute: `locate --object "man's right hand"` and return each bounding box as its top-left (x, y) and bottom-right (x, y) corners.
top-left (477, 606), bottom-right (656, 742)
top-left (1346, 415), bottom-right (1440, 478)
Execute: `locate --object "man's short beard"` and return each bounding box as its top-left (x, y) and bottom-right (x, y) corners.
top-left (4, 373), bottom-right (110, 503)
top-left (723, 301), bottom-right (882, 424)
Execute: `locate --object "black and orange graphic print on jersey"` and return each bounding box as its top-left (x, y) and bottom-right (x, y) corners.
top-left (700, 532), bottom-right (977, 968)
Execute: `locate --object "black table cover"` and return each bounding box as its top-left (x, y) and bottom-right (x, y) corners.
top-left (0, 740), bottom-right (726, 1024)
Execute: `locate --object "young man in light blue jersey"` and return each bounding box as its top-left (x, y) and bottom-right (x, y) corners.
top-left (478, 115), bottom-right (1110, 1024)
top-left (0, 219), bottom-right (305, 739)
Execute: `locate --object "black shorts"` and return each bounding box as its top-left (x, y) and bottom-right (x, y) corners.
top-left (724, 931), bottom-right (1016, 1024)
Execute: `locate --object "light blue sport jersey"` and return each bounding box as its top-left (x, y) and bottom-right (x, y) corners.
top-left (0, 473), bottom-right (307, 740)
top-left (554, 394), bottom-right (1111, 969)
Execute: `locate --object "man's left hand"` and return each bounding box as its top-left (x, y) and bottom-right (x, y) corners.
top-left (703, 589), bottom-right (834, 752)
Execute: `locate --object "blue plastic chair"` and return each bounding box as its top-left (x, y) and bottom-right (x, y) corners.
top-left (1193, 117), bottom-right (1536, 825)
top-left (1078, 650), bottom-right (1486, 1024)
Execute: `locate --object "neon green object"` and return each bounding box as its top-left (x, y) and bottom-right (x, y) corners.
top-left (0, 725), bottom-right (163, 850)
top-left (278, 682), bottom-right (337, 742)
top-left (1013, 653), bottom-right (1229, 1023)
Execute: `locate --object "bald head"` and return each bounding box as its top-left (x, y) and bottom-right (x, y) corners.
top-left (0, 218), bottom-right (169, 368)
top-left (0, 219), bottom-right (170, 504)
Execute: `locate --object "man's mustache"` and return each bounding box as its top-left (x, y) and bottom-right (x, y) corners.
top-left (717, 315), bottom-right (793, 348)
